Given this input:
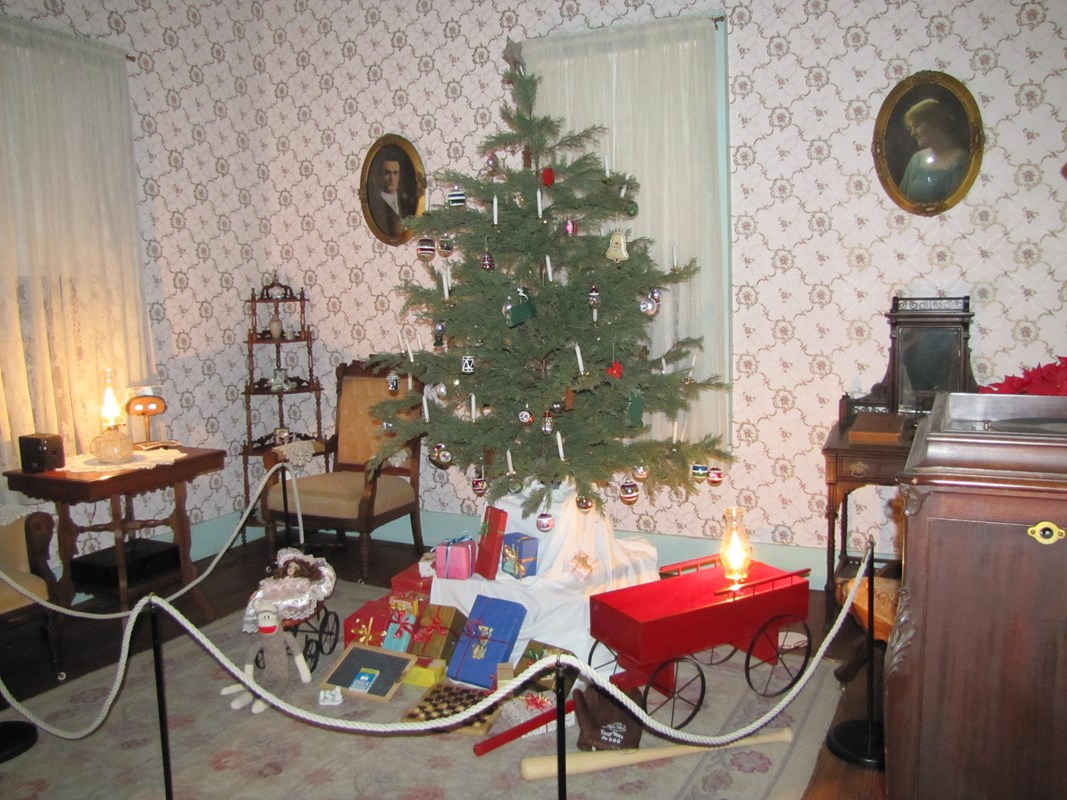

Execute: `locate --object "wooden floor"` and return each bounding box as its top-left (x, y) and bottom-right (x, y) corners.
top-left (0, 536), bottom-right (886, 798)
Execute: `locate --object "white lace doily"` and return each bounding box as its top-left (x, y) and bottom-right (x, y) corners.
top-left (272, 439), bottom-right (317, 468)
top-left (62, 448), bottom-right (186, 473)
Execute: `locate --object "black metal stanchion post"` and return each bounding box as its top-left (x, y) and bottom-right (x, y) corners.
top-left (555, 660), bottom-right (567, 800)
top-left (825, 540), bottom-right (886, 770)
top-left (149, 598), bottom-right (175, 800)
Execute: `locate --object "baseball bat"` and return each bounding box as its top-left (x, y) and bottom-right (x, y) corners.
top-left (519, 728), bottom-right (794, 781)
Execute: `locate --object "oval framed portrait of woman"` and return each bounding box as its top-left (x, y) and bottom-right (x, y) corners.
top-left (360, 134), bottom-right (426, 245)
top-left (873, 71), bottom-right (983, 216)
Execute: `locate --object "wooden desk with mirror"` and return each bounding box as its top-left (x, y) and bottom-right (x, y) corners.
top-left (825, 296), bottom-right (977, 605)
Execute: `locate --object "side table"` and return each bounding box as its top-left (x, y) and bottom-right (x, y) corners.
top-left (821, 423), bottom-right (912, 612)
top-left (4, 447), bottom-right (224, 620)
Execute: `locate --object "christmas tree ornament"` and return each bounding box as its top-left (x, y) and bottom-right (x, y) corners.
top-left (428, 443), bottom-right (453, 469)
top-left (518, 408), bottom-right (534, 426)
top-left (536, 512), bottom-right (555, 532)
top-left (575, 496), bottom-right (594, 513)
top-left (485, 152), bottom-right (499, 175)
top-left (550, 400), bottom-right (564, 415)
top-left (605, 231), bottom-right (629, 263)
top-left (707, 466), bottom-right (725, 486)
top-left (563, 217), bottom-right (578, 236)
top-left (540, 411), bottom-right (553, 435)
top-left (606, 360), bottom-right (623, 379)
top-left (447, 185), bottom-right (466, 206)
top-left (509, 478), bottom-right (524, 494)
top-left (437, 235), bottom-right (455, 257)
top-left (416, 237), bottom-right (437, 262)
top-left (471, 477), bottom-right (488, 497)
top-left (625, 200), bottom-right (639, 217)
top-left (480, 250), bottom-right (496, 270)
top-left (632, 465), bottom-right (649, 482)
top-left (541, 166), bottom-right (555, 187)
top-left (386, 370), bottom-right (400, 394)
top-left (588, 285), bottom-right (601, 323)
top-left (691, 463), bottom-right (709, 480)
top-left (619, 479), bottom-right (640, 506)
top-left (461, 354), bottom-right (475, 374)
top-left (433, 319), bottom-right (446, 348)
top-left (639, 295), bottom-right (659, 316)
top-left (649, 287), bottom-right (662, 303)
top-left (502, 287), bottom-right (536, 327)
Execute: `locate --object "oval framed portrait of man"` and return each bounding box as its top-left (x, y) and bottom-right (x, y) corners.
top-left (360, 134), bottom-right (426, 245)
top-left (872, 71), bottom-right (983, 217)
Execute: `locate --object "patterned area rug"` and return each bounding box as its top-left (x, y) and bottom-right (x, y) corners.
top-left (0, 581), bottom-right (840, 799)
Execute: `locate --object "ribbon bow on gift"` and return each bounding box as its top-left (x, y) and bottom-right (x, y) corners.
top-left (355, 616), bottom-right (380, 644)
top-left (463, 618), bottom-right (495, 660)
top-left (414, 613), bottom-right (449, 642)
top-left (502, 544), bottom-right (528, 578)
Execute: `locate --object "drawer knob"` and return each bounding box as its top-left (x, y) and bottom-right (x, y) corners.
top-left (1027, 521), bottom-right (1065, 546)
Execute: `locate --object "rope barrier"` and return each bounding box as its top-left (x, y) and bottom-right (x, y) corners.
top-left (0, 486), bottom-right (875, 749)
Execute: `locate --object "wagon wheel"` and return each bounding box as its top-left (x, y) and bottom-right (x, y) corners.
top-left (302, 634), bottom-right (321, 673)
top-left (693, 644), bottom-right (737, 666)
top-left (744, 613), bottom-right (812, 697)
top-left (587, 639), bottom-right (621, 678)
top-left (642, 657), bottom-right (706, 730)
top-left (319, 609), bottom-right (341, 656)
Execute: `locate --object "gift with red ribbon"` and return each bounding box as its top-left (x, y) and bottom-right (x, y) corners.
top-left (342, 595), bottom-right (393, 648)
top-left (410, 603), bottom-right (467, 661)
top-left (446, 595), bottom-right (527, 689)
top-left (382, 608), bottom-right (417, 653)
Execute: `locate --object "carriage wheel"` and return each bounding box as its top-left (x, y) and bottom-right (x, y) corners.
top-left (319, 609), bottom-right (341, 656)
top-left (302, 635), bottom-right (320, 673)
top-left (693, 644), bottom-right (737, 666)
top-left (587, 639), bottom-right (621, 678)
top-left (642, 657), bottom-right (706, 730)
top-left (744, 614), bottom-right (812, 697)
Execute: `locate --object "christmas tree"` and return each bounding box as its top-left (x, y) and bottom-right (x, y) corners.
top-left (371, 65), bottom-right (729, 515)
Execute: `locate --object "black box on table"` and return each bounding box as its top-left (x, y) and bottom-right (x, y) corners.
top-left (19, 433), bottom-right (64, 473)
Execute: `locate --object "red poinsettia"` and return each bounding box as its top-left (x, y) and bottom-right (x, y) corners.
top-left (979, 356), bottom-right (1067, 396)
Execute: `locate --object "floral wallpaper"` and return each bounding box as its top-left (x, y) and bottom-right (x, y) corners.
top-left (3, 0), bottom-right (1065, 561)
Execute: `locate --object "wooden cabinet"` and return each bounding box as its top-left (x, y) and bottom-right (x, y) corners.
top-left (242, 278), bottom-right (322, 508)
top-left (885, 393), bottom-right (1067, 800)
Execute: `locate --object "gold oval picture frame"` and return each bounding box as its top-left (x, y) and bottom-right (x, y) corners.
top-left (873, 71), bottom-right (983, 216)
top-left (360, 134), bottom-right (426, 245)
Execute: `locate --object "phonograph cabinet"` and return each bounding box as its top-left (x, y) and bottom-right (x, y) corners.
top-left (886, 393), bottom-right (1067, 800)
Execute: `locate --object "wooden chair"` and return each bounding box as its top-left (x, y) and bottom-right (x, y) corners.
top-left (0, 510), bottom-right (63, 677)
top-left (262, 360), bottom-right (424, 581)
top-left (833, 564), bottom-right (901, 683)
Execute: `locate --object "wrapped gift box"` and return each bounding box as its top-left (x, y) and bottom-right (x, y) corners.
top-left (446, 595), bottom-right (527, 689)
top-left (382, 609), bottom-right (417, 653)
top-left (435, 536), bottom-right (477, 579)
top-left (391, 561), bottom-right (433, 599)
top-left (501, 532), bottom-right (538, 579)
top-left (402, 657), bottom-right (446, 688)
top-left (475, 506), bottom-right (507, 580)
top-left (388, 590), bottom-right (422, 618)
top-left (515, 639), bottom-right (577, 694)
top-left (343, 596), bottom-right (393, 648)
top-left (411, 603), bottom-right (467, 661)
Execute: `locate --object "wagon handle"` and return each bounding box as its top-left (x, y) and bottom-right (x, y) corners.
top-left (659, 554), bottom-right (721, 578)
top-left (712, 568), bottom-right (811, 596)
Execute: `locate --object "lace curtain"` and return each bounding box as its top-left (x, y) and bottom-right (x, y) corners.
top-left (0, 18), bottom-right (154, 511)
top-left (523, 16), bottom-right (731, 443)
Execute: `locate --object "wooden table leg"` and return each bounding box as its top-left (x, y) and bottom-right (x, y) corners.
top-left (109, 495), bottom-right (130, 611)
top-left (170, 480), bottom-right (215, 622)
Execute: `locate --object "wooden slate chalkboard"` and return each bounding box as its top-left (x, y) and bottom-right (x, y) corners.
top-left (320, 643), bottom-right (416, 702)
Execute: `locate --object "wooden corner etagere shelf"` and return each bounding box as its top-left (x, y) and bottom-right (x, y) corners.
top-left (241, 277), bottom-right (323, 512)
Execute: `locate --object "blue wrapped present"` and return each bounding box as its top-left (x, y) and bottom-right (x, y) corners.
top-left (382, 609), bottom-right (416, 653)
top-left (446, 595), bottom-right (527, 688)
top-left (501, 532), bottom-right (538, 579)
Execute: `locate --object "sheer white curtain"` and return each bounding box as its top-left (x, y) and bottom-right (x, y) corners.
top-left (0, 17), bottom-right (154, 509)
top-left (524, 16), bottom-right (731, 443)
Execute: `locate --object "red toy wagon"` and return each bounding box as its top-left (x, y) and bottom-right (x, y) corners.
top-left (588, 556), bottom-right (812, 729)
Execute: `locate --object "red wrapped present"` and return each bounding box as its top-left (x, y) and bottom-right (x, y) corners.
top-left (411, 603), bottom-right (467, 661)
top-left (446, 595), bottom-right (527, 689)
top-left (390, 562), bottom-right (433, 599)
top-left (475, 506), bottom-right (507, 580)
top-left (343, 595), bottom-right (392, 648)
top-left (435, 536), bottom-right (476, 579)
